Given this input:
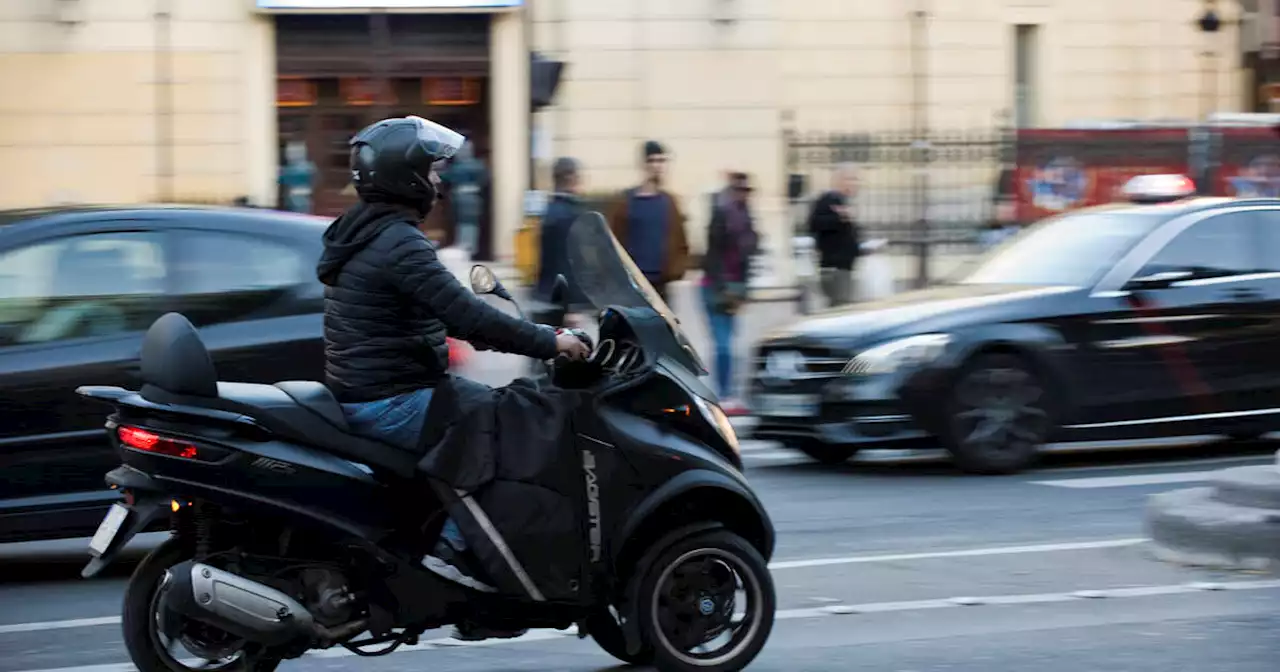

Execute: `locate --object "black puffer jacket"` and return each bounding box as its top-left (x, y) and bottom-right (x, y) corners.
top-left (317, 202), bottom-right (558, 403)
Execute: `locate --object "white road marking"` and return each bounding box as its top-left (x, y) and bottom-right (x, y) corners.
top-left (0, 537), bottom-right (1157, 636)
top-left (0, 616), bottom-right (120, 634)
top-left (1031, 453), bottom-right (1273, 475)
top-left (11, 579), bottom-right (1280, 672)
top-left (767, 537), bottom-right (1149, 570)
top-left (1031, 470), bottom-right (1222, 489)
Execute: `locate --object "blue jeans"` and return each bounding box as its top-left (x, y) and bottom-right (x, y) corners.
top-left (340, 388), bottom-right (465, 550)
top-left (701, 285), bottom-right (737, 398)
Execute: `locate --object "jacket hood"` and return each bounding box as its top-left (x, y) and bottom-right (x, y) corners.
top-left (316, 201), bottom-right (418, 286)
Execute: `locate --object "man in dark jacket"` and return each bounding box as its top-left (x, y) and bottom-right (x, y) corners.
top-left (807, 163), bottom-right (861, 307)
top-left (317, 115), bottom-right (588, 638)
top-left (534, 157), bottom-right (589, 310)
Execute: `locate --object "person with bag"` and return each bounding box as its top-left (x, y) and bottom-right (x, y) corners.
top-left (701, 172), bottom-right (757, 414)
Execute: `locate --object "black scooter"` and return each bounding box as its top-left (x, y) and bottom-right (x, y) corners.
top-left (77, 212), bottom-right (775, 672)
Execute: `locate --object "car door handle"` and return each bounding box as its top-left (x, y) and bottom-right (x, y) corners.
top-left (1225, 287), bottom-right (1262, 301)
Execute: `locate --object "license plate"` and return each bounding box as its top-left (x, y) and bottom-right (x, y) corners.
top-left (88, 503), bottom-right (129, 556)
top-left (754, 394), bottom-right (819, 418)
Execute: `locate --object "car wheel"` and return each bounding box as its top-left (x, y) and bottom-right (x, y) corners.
top-left (123, 538), bottom-right (279, 672)
top-left (791, 441), bottom-right (859, 465)
top-left (636, 530), bottom-right (775, 671)
top-left (941, 353), bottom-right (1054, 475)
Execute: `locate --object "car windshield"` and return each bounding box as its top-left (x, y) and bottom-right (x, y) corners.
top-left (959, 211), bottom-right (1166, 287)
top-left (566, 212), bottom-right (708, 374)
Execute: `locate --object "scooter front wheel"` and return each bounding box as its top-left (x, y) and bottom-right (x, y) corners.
top-left (586, 608), bottom-right (654, 665)
top-left (635, 530), bottom-right (775, 671)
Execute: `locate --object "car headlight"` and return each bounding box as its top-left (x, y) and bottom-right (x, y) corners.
top-left (843, 333), bottom-right (951, 376)
top-left (692, 396), bottom-right (740, 455)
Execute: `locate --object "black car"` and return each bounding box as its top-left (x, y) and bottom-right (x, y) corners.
top-left (751, 182), bottom-right (1280, 474)
top-left (0, 205), bottom-right (329, 542)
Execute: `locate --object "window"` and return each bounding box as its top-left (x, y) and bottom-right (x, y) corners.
top-left (1250, 209), bottom-right (1280, 272)
top-left (961, 212), bottom-right (1164, 287)
top-left (0, 232), bottom-right (167, 346)
top-left (173, 231), bottom-right (306, 295)
top-left (1013, 25), bottom-right (1040, 129)
top-left (170, 230), bottom-right (308, 326)
top-left (1138, 212), bottom-right (1259, 280)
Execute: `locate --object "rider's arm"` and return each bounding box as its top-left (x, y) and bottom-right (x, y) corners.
top-left (385, 233), bottom-right (558, 360)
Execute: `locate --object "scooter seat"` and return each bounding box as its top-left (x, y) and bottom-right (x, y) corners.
top-left (209, 382), bottom-right (419, 478)
top-left (134, 312), bottom-right (418, 477)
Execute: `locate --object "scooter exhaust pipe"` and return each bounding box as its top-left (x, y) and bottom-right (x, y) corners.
top-left (161, 561), bottom-right (317, 647)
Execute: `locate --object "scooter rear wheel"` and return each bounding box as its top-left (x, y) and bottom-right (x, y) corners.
top-left (122, 538), bottom-right (280, 672)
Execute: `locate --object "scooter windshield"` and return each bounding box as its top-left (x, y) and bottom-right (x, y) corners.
top-left (566, 212), bottom-right (708, 375)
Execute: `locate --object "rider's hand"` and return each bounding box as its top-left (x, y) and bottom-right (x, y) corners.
top-left (555, 331), bottom-right (590, 361)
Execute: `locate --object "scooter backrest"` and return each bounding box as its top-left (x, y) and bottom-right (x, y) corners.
top-left (140, 312), bottom-right (218, 398)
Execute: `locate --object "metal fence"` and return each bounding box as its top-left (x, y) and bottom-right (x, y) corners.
top-left (783, 126), bottom-right (1012, 253)
top-left (784, 121), bottom-right (1280, 288)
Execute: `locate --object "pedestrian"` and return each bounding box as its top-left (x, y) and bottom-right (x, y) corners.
top-left (806, 163), bottom-right (861, 307)
top-left (534, 157), bottom-right (591, 321)
top-left (606, 140), bottom-right (690, 304)
top-left (702, 172), bottom-right (758, 413)
top-left (440, 142), bottom-right (487, 256)
top-left (278, 141), bottom-right (316, 214)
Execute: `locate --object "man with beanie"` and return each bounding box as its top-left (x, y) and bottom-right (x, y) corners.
top-left (317, 116), bottom-right (588, 640)
top-left (606, 140), bottom-right (690, 302)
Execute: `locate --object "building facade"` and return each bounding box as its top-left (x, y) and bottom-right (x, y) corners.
top-left (532, 0), bottom-right (1248, 273)
top-left (0, 0), bottom-right (529, 259)
top-left (0, 0), bottom-right (1252, 267)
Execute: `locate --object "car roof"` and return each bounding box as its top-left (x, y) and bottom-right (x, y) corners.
top-left (0, 204), bottom-right (331, 236)
top-left (1063, 196), bottom-right (1280, 220)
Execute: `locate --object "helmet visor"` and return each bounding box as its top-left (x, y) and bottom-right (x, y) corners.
top-left (406, 115), bottom-right (465, 162)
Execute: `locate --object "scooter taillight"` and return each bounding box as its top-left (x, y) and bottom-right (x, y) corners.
top-left (118, 426), bottom-right (199, 460)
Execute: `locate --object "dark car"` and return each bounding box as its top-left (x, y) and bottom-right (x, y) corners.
top-left (750, 178), bottom-right (1280, 474)
top-left (0, 205), bottom-right (329, 542)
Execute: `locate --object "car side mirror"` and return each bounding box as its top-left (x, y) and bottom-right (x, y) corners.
top-left (1124, 269), bottom-right (1194, 292)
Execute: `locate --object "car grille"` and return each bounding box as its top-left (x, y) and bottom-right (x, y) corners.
top-left (753, 346), bottom-right (849, 380)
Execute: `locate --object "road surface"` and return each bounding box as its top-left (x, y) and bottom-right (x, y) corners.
top-left (1, 434), bottom-right (1276, 671)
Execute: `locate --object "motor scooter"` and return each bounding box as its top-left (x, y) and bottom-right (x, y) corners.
top-left (77, 212), bottom-right (776, 672)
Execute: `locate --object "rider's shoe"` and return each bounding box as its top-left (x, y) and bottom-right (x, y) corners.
top-left (451, 620), bottom-right (529, 642)
top-left (421, 540), bottom-right (498, 593)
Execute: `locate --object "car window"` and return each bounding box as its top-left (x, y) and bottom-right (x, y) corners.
top-left (1137, 211), bottom-right (1259, 280)
top-left (172, 230), bottom-right (307, 295)
top-left (960, 211), bottom-right (1165, 287)
top-left (170, 230), bottom-right (309, 327)
top-left (1250, 209), bottom-right (1280, 272)
top-left (0, 232), bottom-right (167, 346)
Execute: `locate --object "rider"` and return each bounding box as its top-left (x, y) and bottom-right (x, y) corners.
top-left (316, 115), bottom-right (589, 638)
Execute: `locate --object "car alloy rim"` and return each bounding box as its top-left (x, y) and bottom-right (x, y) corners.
top-left (649, 547), bottom-right (764, 667)
top-left (952, 366), bottom-right (1049, 455)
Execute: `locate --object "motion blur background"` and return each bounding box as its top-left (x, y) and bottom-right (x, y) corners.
top-left (3, 0), bottom-right (1276, 278)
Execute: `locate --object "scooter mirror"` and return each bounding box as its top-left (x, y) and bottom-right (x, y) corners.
top-left (469, 265), bottom-right (498, 295)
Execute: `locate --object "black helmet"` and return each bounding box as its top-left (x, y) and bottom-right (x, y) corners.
top-left (349, 115), bottom-right (465, 209)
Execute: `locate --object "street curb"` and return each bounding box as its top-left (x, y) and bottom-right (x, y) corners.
top-left (1144, 479), bottom-right (1280, 572)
